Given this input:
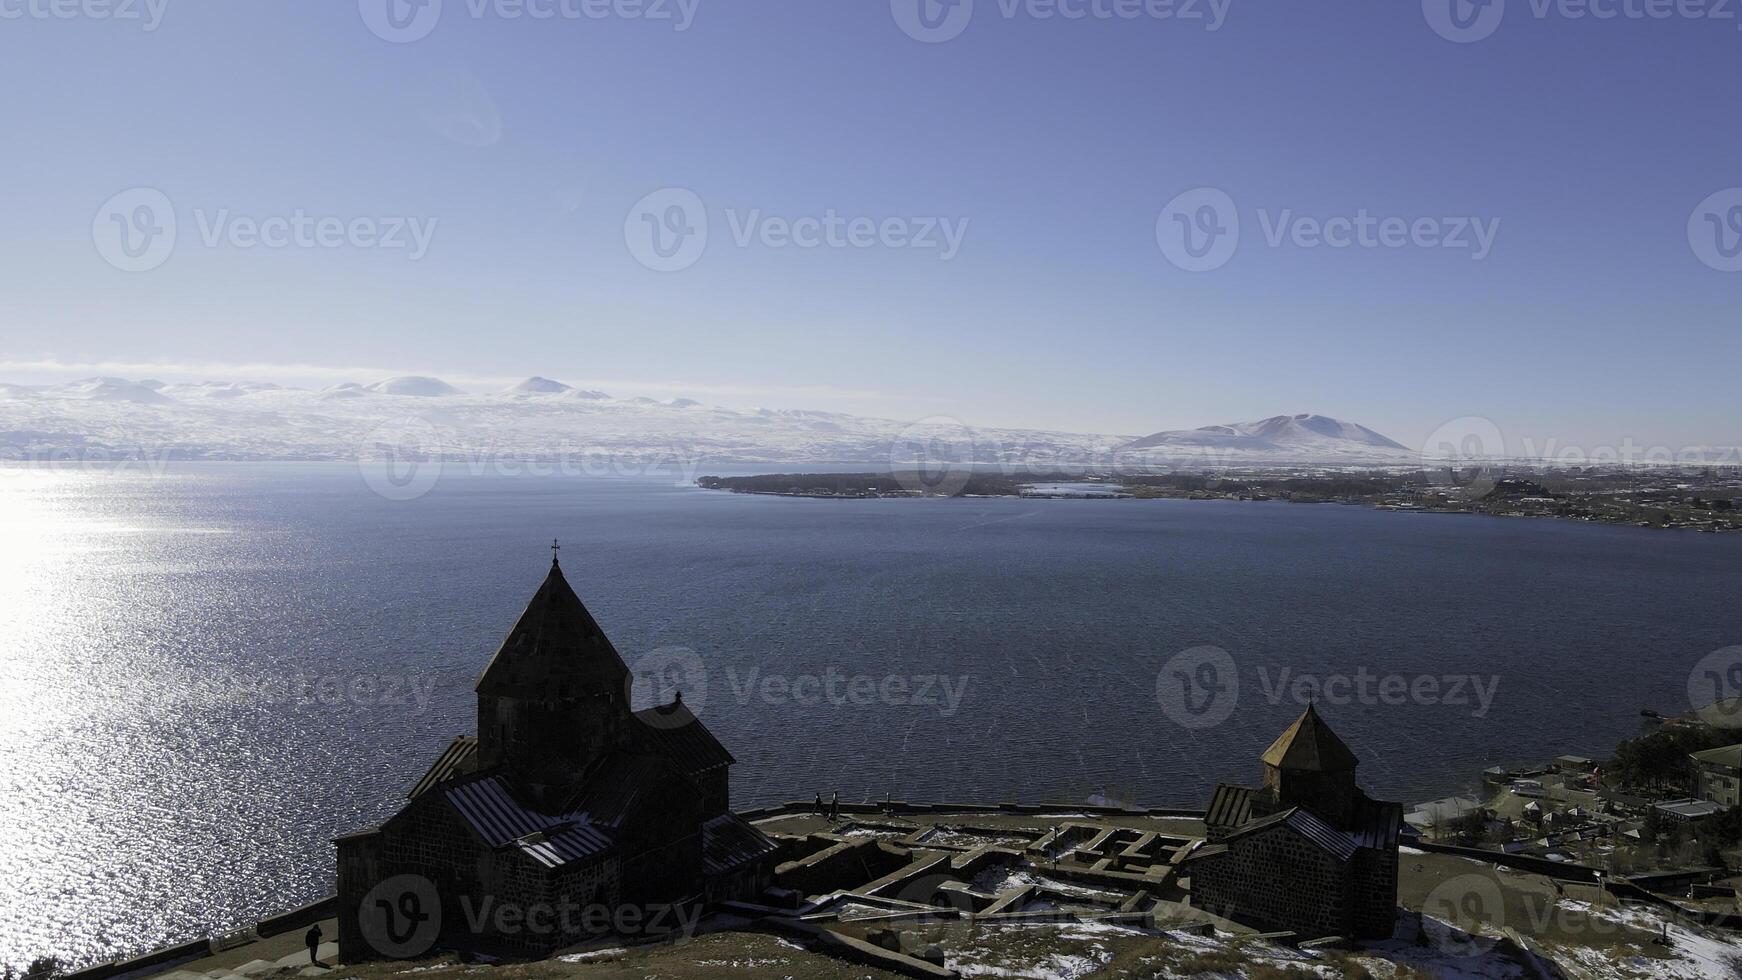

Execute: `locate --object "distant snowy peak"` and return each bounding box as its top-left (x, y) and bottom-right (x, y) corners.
top-left (162, 381), bottom-right (287, 399)
top-left (1122, 414), bottom-right (1408, 457)
top-left (1240, 414), bottom-right (1407, 450)
top-left (54, 377), bottom-right (174, 404)
top-left (506, 377), bottom-right (572, 395)
top-left (363, 376), bottom-right (463, 397)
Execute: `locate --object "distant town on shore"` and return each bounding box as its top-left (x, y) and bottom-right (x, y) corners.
top-left (698, 466), bottom-right (1742, 533)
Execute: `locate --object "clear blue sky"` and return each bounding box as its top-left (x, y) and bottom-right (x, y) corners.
top-left (1, 1), bottom-right (1738, 449)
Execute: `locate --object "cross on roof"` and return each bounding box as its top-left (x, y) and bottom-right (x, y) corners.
top-left (551, 538), bottom-right (560, 566)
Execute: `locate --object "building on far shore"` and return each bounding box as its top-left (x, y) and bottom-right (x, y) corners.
top-left (1186, 704), bottom-right (1402, 941)
top-left (1403, 795), bottom-right (1484, 838)
top-left (1690, 743), bottom-right (1742, 807)
top-left (1654, 797), bottom-right (1728, 827)
top-left (335, 553), bottom-right (776, 960)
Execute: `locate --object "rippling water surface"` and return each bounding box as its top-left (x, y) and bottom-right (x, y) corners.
top-left (3, 462), bottom-right (1740, 966)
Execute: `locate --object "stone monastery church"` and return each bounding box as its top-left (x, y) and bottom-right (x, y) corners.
top-left (336, 553), bottom-right (778, 958)
top-left (1187, 703), bottom-right (1403, 940)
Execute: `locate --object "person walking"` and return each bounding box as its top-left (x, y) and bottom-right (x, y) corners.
top-left (305, 924), bottom-right (323, 966)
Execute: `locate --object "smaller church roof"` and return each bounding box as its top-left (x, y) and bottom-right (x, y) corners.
top-left (444, 774), bottom-right (616, 869)
top-left (475, 559), bottom-right (631, 698)
top-left (565, 753), bottom-right (684, 827)
top-left (1221, 806), bottom-right (1362, 863)
top-left (407, 735), bottom-right (478, 799)
top-left (1260, 703), bottom-right (1359, 772)
top-left (1205, 783), bottom-right (1257, 832)
top-left (631, 700), bottom-right (736, 774)
top-left (702, 812), bottom-right (779, 876)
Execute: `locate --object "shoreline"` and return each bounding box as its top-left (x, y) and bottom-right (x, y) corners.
top-left (697, 481), bottom-right (1742, 535)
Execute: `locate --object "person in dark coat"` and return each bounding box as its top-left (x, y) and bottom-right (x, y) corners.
top-left (305, 924), bottom-right (323, 965)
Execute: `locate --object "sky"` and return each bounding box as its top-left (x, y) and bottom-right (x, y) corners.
top-left (0, 0), bottom-right (1738, 450)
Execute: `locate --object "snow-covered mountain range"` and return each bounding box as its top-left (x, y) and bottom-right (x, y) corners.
top-left (0, 376), bottom-right (1122, 464)
top-left (0, 377), bottom-right (1416, 465)
top-left (1119, 414), bottom-right (1413, 460)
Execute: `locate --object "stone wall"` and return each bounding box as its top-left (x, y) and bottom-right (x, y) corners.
top-left (1191, 827), bottom-right (1349, 939)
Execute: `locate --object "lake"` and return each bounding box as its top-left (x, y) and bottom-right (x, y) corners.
top-left (2, 461), bottom-right (1739, 966)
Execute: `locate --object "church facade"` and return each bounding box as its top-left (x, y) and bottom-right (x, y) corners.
top-left (336, 556), bottom-right (776, 960)
top-left (1186, 704), bottom-right (1402, 940)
